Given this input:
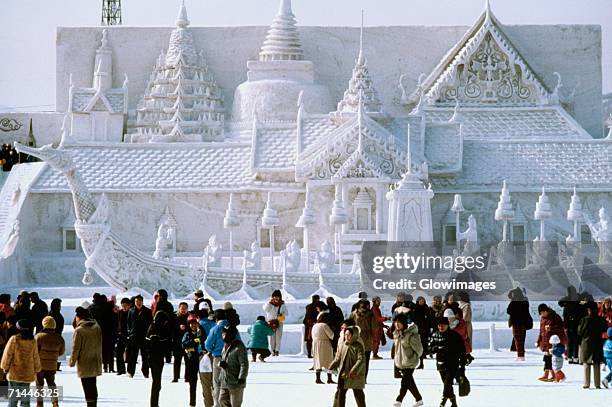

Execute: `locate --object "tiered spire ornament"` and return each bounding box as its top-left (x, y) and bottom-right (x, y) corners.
top-left (261, 192), bottom-right (280, 269)
top-left (223, 193), bottom-right (240, 270)
top-left (329, 185), bottom-right (348, 273)
top-left (534, 187), bottom-right (552, 241)
top-left (133, 1), bottom-right (225, 142)
top-left (494, 180), bottom-right (515, 241)
top-left (566, 187), bottom-right (584, 243)
top-left (296, 185), bottom-right (316, 273)
top-left (332, 11), bottom-right (383, 121)
top-left (259, 0), bottom-right (304, 61)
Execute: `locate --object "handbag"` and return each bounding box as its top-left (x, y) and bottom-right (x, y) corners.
top-left (458, 374), bottom-right (471, 397)
top-left (526, 314), bottom-right (534, 330)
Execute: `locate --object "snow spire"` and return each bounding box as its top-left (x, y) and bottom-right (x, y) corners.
top-left (259, 0), bottom-right (304, 61)
top-left (357, 90), bottom-right (364, 153)
top-left (331, 11), bottom-right (383, 120)
top-left (176, 0), bottom-right (190, 28)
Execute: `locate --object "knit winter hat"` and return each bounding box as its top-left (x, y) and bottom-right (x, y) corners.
top-left (443, 308), bottom-right (456, 318)
top-left (607, 327), bottom-right (612, 339)
top-left (42, 316), bottom-right (56, 330)
top-left (436, 317), bottom-right (450, 326)
top-left (16, 319), bottom-right (32, 331)
top-left (549, 335), bottom-right (561, 345)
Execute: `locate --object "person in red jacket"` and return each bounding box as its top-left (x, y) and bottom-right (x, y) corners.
top-left (535, 304), bottom-right (566, 382)
top-left (371, 296), bottom-right (389, 360)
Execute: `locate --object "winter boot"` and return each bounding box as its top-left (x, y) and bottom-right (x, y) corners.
top-left (554, 370), bottom-right (566, 382)
top-left (449, 396), bottom-right (458, 407)
top-left (594, 364), bottom-right (601, 389)
top-left (412, 401), bottom-right (424, 407)
top-left (327, 373), bottom-right (336, 384)
top-left (538, 369), bottom-right (551, 382)
top-left (439, 397), bottom-right (448, 407)
top-left (315, 370), bottom-right (324, 384)
top-left (52, 402), bottom-right (59, 407)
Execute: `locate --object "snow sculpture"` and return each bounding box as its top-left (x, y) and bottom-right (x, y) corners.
top-left (494, 180), bottom-right (515, 241)
top-left (203, 235), bottom-right (222, 267)
top-left (243, 241), bottom-right (262, 271)
top-left (329, 185), bottom-right (348, 273)
top-left (280, 240), bottom-right (301, 273)
top-left (296, 186), bottom-right (315, 272)
top-left (261, 192), bottom-right (280, 268)
top-left (534, 187), bottom-right (552, 241)
top-left (152, 219), bottom-right (175, 260)
top-left (566, 187), bottom-right (584, 243)
top-left (586, 207), bottom-right (612, 264)
top-left (314, 240), bottom-right (335, 274)
top-left (223, 193), bottom-right (240, 269)
top-left (458, 215), bottom-right (480, 257)
top-left (0, 221), bottom-right (19, 259)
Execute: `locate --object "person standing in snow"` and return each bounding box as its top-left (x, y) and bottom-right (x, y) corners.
top-left (507, 287), bottom-right (532, 361)
top-left (392, 312), bottom-right (424, 407)
top-left (535, 304), bottom-right (566, 382)
top-left (548, 335), bottom-right (566, 382)
top-left (182, 313), bottom-right (206, 407)
top-left (146, 310), bottom-right (172, 407)
top-left (371, 296), bottom-right (389, 360)
top-left (115, 297), bottom-right (131, 376)
top-left (219, 325), bottom-right (249, 407)
top-left (262, 290), bottom-right (287, 356)
top-left (205, 309), bottom-right (231, 407)
top-left (326, 297), bottom-right (344, 353)
top-left (577, 301), bottom-right (607, 389)
top-left (34, 316), bottom-right (65, 407)
top-left (69, 307), bottom-right (102, 407)
top-left (312, 312), bottom-right (336, 384)
top-left (303, 295), bottom-right (323, 359)
top-left (173, 302), bottom-right (190, 382)
top-left (429, 317), bottom-right (466, 407)
top-left (412, 296), bottom-right (432, 369)
top-left (602, 327), bottom-right (612, 388)
top-left (349, 300), bottom-right (378, 380)
top-left (126, 295), bottom-right (153, 378)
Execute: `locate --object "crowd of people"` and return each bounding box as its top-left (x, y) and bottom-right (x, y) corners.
top-left (0, 288), bottom-right (610, 407)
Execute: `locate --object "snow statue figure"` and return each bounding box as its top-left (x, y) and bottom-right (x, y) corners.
top-left (152, 220), bottom-right (175, 260)
top-left (586, 207), bottom-right (612, 264)
top-left (280, 240), bottom-right (301, 273)
top-left (458, 214), bottom-right (480, 257)
top-left (0, 220), bottom-right (20, 259)
top-left (243, 241), bottom-right (262, 271)
top-left (314, 240), bottom-right (335, 274)
top-left (203, 234), bottom-right (223, 267)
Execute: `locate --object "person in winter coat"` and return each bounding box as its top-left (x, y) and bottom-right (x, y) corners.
top-left (205, 309), bottom-right (239, 407)
top-left (262, 290), bottom-right (288, 356)
top-left (326, 297), bottom-right (345, 352)
top-left (412, 296), bottom-right (432, 369)
top-left (444, 309), bottom-right (470, 354)
top-left (429, 317), bottom-right (466, 407)
top-left (173, 302), bottom-right (190, 382)
top-left (457, 291), bottom-right (473, 364)
top-left (48, 299), bottom-right (64, 335)
top-left (126, 295), bottom-right (153, 378)
top-left (69, 307), bottom-right (102, 407)
top-left (558, 286), bottom-right (584, 364)
top-left (30, 293), bottom-right (48, 334)
top-left (371, 297), bottom-right (389, 360)
top-left (548, 335), bottom-right (566, 383)
top-left (577, 301), bottom-right (607, 389)
top-left (152, 290), bottom-right (175, 364)
top-left (0, 293), bottom-right (14, 319)
top-left (219, 325), bottom-right (249, 407)
top-left (602, 327), bottom-right (612, 388)
top-left (506, 287), bottom-right (532, 361)
top-left (349, 300), bottom-right (378, 380)
top-left (392, 313), bottom-right (424, 407)
top-left (182, 314), bottom-right (209, 407)
top-left (312, 312), bottom-right (335, 384)
top-left (535, 304), bottom-right (566, 382)
top-left (34, 316), bottom-right (65, 407)
top-left (115, 298), bottom-right (130, 376)
top-left (600, 298), bottom-right (612, 341)
top-left (146, 310), bottom-right (172, 407)
top-left (303, 295), bottom-right (324, 359)
top-left (328, 326), bottom-right (367, 407)
top-left (431, 296), bottom-right (445, 318)
top-left (336, 319), bottom-right (355, 354)
top-left (89, 293), bottom-right (117, 373)
top-left (246, 316), bottom-right (273, 363)
top-left (1, 319), bottom-right (41, 407)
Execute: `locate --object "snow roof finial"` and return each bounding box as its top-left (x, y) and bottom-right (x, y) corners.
top-left (176, 0), bottom-right (190, 28)
top-left (358, 9), bottom-right (365, 65)
top-left (357, 90), bottom-right (364, 152)
top-left (406, 122), bottom-right (412, 174)
top-left (279, 0), bottom-right (292, 15)
top-left (485, 0), bottom-right (492, 19)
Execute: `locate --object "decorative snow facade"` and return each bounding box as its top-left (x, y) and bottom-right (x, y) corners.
top-left (1, 0), bottom-right (611, 295)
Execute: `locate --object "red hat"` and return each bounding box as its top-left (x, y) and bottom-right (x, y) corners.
top-left (187, 314), bottom-right (198, 324)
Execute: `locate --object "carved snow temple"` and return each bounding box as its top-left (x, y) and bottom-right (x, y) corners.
top-left (1, 0), bottom-right (611, 297)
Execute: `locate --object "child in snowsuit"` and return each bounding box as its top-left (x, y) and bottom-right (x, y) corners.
top-left (549, 335), bottom-right (566, 382)
top-left (602, 327), bottom-right (612, 388)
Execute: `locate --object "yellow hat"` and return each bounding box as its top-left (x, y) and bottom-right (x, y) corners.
top-left (42, 316), bottom-right (56, 330)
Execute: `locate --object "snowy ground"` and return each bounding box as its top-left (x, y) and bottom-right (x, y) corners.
top-left (14, 349), bottom-right (610, 407)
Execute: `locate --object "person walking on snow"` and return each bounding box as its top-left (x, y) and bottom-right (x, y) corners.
top-left (329, 326), bottom-right (367, 407)
top-left (429, 316), bottom-right (466, 407)
top-left (262, 290), bottom-right (287, 356)
top-left (219, 325), bottom-right (249, 407)
top-left (145, 310), bottom-right (172, 407)
top-left (312, 312), bottom-right (336, 384)
top-left (182, 313), bottom-right (208, 407)
top-left (34, 316), bottom-right (65, 407)
top-left (69, 307), bottom-right (102, 407)
top-left (392, 313), bottom-right (424, 407)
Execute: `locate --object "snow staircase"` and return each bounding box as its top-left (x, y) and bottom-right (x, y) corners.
top-left (0, 162), bottom-right (46, 251)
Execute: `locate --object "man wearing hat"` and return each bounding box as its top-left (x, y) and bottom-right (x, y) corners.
top-left (428, 317), bottom-right (466, 407)
top-left (69, 307), bottom-right (102, 407)
top-left (34, 316), bottom-right (65, 407)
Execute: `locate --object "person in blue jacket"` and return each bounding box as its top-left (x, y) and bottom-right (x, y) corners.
top-left (602, 327), bottom-right (612, 388)
top-left (182, 313), bottom-right (205, 407)
top-left (247, 316), bottom-right (274, 362)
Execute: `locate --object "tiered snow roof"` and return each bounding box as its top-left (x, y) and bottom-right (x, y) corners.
top-left (69, 29), bottom-right (127, 115)
top-left (132, 1), bottom-right (225, 142)
top-left (258, 0), bottom-right (304, 62)
top-left (331, 15), bottom-right (383, 121)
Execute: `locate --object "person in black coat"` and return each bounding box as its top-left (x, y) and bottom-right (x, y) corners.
top-left (89, 293), bottom-right (118, 373)
top-left (30, 292), bottom-right (48, 333)
top-left (577, 301), bottom-right (608, 389)
top-left (172, 302), bottom-right (190, 382)
top-left (146, 310), bottom-right (173, 407)
top-left (558, 286), bottom-right (584, 364)
top-left (127, 295), bottom-right (153, 378)
top-left (413, 296), bottom-right (432, 369)
top-left (153, 289), bottom-right (175, 364)
top-left (429, 317), bottom-right (466, 407)
top-left (507, 287), bottom-right (532, 361)
top-left (115, 297), bottom-right (131, 375)
top-left (303, 295), bottom-right (324, 358)
top-left (326, 297), bottom-right (344, 353)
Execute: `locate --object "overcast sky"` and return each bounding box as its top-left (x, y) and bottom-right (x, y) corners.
top-left (1, 0), bottom-right (610, 112)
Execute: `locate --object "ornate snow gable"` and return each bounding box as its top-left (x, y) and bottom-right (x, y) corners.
top-left (132, 1), bottom-right (225, 143)
top-left (296, 107), bottom-right (406, 181)
top-left (331, 16), bottom-right (383, 121)
top-left (417, 3), bottom-right (551, 107)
